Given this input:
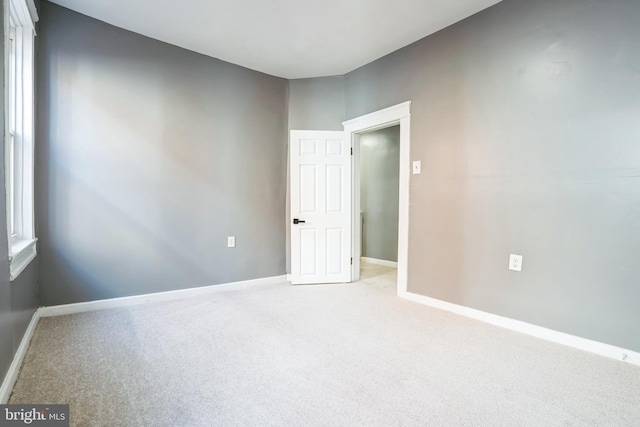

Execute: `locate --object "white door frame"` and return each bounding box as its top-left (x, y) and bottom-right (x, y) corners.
top-left (343, 101), bottom-right (411, 295)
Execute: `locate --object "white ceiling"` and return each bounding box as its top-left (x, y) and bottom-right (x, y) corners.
top-left (48, 0), bottom-right (502, 79)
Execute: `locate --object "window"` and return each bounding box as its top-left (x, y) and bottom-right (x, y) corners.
top-left (6, 0), bottom-right (38, 280)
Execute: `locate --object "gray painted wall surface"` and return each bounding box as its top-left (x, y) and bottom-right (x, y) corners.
top-left (10, 263), bottom-right (39, 349)
top-left (1, 261), bottom-right (39, 383)
top-left (287, 77), bottom-right (345, 131)
top-left (285, 77), bottom-right (346, 272)
top-left (346, 0), bottom-right (640, 351)
top-left (360, 126), bottom-right (399, 262)
top-left (0, 0), bottom-right (40, 383)
top-left (36, 3), bottom-right (288, 306)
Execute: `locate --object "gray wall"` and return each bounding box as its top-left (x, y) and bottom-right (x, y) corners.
top-left (360, 126), bottom-right (399, 262)
top-left (0, 220), bottom-right (39, 386)
top-left (36, 3), bottom-right (288, 306)
top-left (285, 77), bottom-right (346, 272)
top-left (0, 0), bottom-right (40, 384)
top-left (287, 77), bottom-right (345, 131)
top-left (346, 0), bottom-right (640, 351)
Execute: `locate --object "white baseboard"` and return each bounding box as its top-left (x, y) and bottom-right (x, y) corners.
top-left (360, 257), bottom-right (398, 268)
top-left (400, 291), bottom-right (640, 367)
top-left (39, 275), bottom-right (287, 317)
top-left (0, 310), bottom-right (40, 404)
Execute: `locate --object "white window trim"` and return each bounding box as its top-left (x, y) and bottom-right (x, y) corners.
top-left (5, 0), bottom-right (38, 281)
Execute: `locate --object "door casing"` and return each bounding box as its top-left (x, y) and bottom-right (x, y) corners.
top-left (343, 101), bottom-right (411, 295)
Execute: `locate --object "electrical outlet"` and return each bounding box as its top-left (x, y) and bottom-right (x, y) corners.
top-left (509, 254), bottom-right (522, 272)
top-left (227, 236), bottom-right (235, 248)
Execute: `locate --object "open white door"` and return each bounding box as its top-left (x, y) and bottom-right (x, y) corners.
top-left (290, 130), bottom-right (351, 285)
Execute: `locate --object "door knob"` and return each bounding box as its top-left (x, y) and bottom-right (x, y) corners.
top-left (293, 218), bottom-right (306, 224)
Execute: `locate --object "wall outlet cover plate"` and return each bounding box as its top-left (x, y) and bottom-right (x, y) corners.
top-left (509, 254), bottom-right (522, 271)
top-left (412, 160), bottom-right (421, 174)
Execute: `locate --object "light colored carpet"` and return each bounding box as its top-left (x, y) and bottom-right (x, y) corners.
top-left (10, 263), bottom-right (640, 426)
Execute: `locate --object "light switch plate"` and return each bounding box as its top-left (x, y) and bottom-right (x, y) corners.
top-left (412, 161), bottom-right (421, 174)
top-left (509, 254), bottom-right (522, 271)
top-left (228, 236), bottom-right (235, 248)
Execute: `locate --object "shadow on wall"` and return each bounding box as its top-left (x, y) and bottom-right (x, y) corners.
top-left (36, 3), bottom-right (288, 306)
top-left (45, 163), bottom-right (213, 301)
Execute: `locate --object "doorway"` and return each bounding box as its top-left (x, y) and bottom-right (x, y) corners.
top-left (358, 125), bottom-right (400, 291)
top-left (288, 101), bottom-right (411, 291)
top-left (359, 126), bottom-right (400, 266)
top-left (343, 101), bottom-right (411, 296)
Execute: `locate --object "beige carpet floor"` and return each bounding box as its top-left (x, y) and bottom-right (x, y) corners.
top-left (10, 262), bottom-right (640, 426)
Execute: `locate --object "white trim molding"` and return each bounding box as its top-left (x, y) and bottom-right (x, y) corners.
top-left (6, 0), bottom-right (38, 280)
top-left (343, 101), bottom-right (412, 132)
top-left (39, 275), bottom-right (287, 317)
top-left (25, 0), bottom-right (39, 26)
top-left (0, 309), bottom-right (40, 403)
top-left (400, 291), bottom-right (640, 366)
top-left (9, 238), bottom-right (36, 280)
top-left (360, 257), bottom-right (398, 268)
top-left (343, 101), bottom-right (411, 296)
top-left (8, 0), bottom-right (38, 32)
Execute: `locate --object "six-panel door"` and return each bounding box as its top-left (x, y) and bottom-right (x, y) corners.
top-left (290, 130), bottom-right (351, 284)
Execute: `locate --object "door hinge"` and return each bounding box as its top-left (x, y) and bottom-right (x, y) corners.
top-left (351, 147), bottom-right (353, 155)
top-left (350, 257), bottom-right (353, 265)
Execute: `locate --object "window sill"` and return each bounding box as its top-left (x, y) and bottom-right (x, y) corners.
top-left (9, 238), bottom-right (37, 281)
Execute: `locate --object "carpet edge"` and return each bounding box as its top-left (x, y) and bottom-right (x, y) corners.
top-left (400, 291), bottom-right (640, 367)
top-left (39, 275), bottom-right (288, 318)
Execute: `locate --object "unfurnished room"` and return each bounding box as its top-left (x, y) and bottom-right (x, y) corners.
top-left (1, 0), bottom-right (639, 425)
